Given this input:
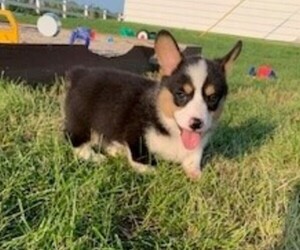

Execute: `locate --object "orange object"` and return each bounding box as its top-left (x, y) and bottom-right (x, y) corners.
top-left (90, 30), bottom-right (96, 40)
top-left (257, 65), bottom-right (272, 79)
top-left (0, 10), bottom-right (19, 43)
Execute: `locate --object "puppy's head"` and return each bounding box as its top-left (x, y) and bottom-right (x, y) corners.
top-left (155, 30), bottom-right (242, 150)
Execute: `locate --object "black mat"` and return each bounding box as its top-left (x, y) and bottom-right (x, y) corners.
top-left (0, 44), bottom-right (201, 85)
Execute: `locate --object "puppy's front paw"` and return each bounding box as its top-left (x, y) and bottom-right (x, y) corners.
top-left (184, 168), bottom-right (202, 181)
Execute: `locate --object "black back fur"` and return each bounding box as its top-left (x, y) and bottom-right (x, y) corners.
top-left (64, 67), bottom-right (168, 150)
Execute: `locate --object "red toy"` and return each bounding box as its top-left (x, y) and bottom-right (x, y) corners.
top-left (248, 65), bottom-right (277, 79)
top-left (257, 65), bottom-right (273, 79)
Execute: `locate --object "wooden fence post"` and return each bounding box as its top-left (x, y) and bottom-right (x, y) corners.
top-left (103, 9), bottom-right (107, 20)
top-left (62, 0), bottom-right (67, 18)
top-left (1, 0), bottom-right (5, 10)
top-left (35, 0), bottom-right (40, 15)
top-left (84, 4), bottom-right (88, 18)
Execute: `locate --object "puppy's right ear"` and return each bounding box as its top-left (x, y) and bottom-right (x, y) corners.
top-left (216, 40), bottom-right (243, 74)
top-left (155, 30), bottom-right (182, 76)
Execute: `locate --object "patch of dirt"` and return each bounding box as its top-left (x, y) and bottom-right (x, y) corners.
top-left (19, 24), bottom-right (155, 56)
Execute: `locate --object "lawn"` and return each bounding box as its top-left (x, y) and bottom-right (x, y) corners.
top-left (0, 15), bottom-right (300, 249)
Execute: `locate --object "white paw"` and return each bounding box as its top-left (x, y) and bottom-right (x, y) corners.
top-left (106, 141), bottom-right (126, 157)
top-left (184, 168), bottom-right (202, 181)
top-left (74, 143), bottom-right (106, 163)
top-left (130, 161), bottom-right (155, 174)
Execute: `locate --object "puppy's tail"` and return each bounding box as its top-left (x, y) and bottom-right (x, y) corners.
top-left (65, 66), bottom-right (89, 88)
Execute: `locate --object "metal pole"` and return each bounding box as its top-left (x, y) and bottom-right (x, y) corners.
top-left (84, 4), bottom-right (88, 18)
top-left (35, 0), bottom-right (40, 15)
top-left (62, 0), bottom-right (67, 18)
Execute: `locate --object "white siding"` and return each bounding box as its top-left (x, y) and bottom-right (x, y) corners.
top-left (124, 0), bottom-right (300, 42)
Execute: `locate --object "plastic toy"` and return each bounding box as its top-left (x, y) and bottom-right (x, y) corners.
top-left (37, 13), bottom-right (61, 37)
top-left (120, 27), bottom-right (135, 37)
top-left (106, 36), bottom-right (114, 43)
top-left (136, 30), bottom-right (157, 40)
top-left (248, 65), bottom-right (277, 79)
top-left (0, 10), bottom-right (19, 43)
top-left (137, 30), bottom-right (148, 40)
top-left (148, 32), bottom-right (157, 40)
top-left (69, 27), bottom-right (95, 48)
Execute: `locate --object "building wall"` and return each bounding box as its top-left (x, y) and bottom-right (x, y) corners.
top-left (123, 0), bottom-right (300, 42)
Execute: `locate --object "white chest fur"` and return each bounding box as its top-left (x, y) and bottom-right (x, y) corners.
top-left (145, 127), bottom-right (191, 163)
top-left (144, 126), bottom-right (212, 174)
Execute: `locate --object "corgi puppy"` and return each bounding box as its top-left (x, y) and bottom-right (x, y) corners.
top-left (64, 30), bottom-right (242, 180)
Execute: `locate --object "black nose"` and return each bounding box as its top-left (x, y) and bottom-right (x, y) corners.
top-left (190, 118), bottom-right (203, 130)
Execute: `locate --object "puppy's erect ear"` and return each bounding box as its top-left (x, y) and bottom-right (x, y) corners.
top-left (217, 40), bottom-right (242, 74)
top-left (155, 30), bottom-right (182, 76)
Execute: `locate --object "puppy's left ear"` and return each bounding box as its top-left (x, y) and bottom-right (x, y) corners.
top-left (155, 30), bottom-right (183, 76)
top-left (217, 40), bottom-right (242, 74)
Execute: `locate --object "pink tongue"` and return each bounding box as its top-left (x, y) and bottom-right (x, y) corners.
top-left (181, 129), bottom-right (201, 150)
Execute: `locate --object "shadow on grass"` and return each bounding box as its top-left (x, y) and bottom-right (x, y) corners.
top-left (203, 117), bottom-right (276, 165)
top-left (275, 185), bottom-right (300, 250)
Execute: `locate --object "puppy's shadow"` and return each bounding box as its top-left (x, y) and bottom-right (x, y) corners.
top-left (203, 118), bottom-right (276, 165)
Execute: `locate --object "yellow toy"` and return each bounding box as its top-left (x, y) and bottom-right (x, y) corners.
top-left (0, 10), bottom-right (19, 43)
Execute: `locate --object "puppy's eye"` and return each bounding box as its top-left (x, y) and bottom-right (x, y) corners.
top-left (206, 94), bottom-right (221, 111)
top-left (174, 90), bottom-right (188, 106)
top-left (175, 91), bottom-right (187, 100)
top-left (208, 94), bottom-right (219, 104)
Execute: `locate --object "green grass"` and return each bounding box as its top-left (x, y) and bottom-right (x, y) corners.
top-left (1, 16), bottom-right (300, 249)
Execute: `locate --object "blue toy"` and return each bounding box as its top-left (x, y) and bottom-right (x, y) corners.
top-left (107, 36), bottom-right (114, 43)
top-left (69, 27), bottom-right (93, 48)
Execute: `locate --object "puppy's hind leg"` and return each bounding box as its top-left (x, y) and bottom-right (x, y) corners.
top-left (105, 141), bottom-right (127, 157)
top-left (124, 144), bottom-right (155, 174)
top-left (74, 142), bottom-right (106, 163)
top-left (104, 141), bottom-right (152, 173)
top-left (65, 128), bottom-right (106, 163)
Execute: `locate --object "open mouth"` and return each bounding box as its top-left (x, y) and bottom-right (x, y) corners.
top-left (179, 127), bottom-right (202, 150)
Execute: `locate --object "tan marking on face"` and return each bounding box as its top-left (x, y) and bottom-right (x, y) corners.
top-left (211, 98), bottom-right (225, 121)
top-left (158, 87), bottom-right (181, 118)
top-left (204, 84), bottom-right (216, 96)
top-left (183, 83), bottom-right (194, 95)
